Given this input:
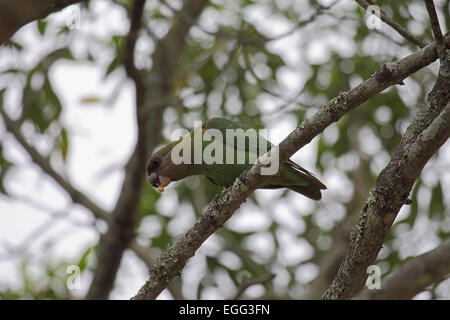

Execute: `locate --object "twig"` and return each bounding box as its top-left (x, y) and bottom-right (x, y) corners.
top-left (356, 0), bottom-right (428, 48)
top-left (247, 52), bottom-right (321, 117)
top-left (355, 238), bottom-right (450, 299)
top-left (242, 48), bottom-right (306, 116)
top-left (132, 34), bottom-right (450, 300)
top-left (424, 0), bottom-right (446, 59)
top-left (0, 193), bottom-right (96, 230)
top-left (195, 1), bottom-right (337, 47)
top-left (264, 1), bottom-right (338, 44)
top-left (233, 273), bottom-right (275, 300)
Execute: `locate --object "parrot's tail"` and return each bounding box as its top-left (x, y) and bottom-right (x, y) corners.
top-left (287, 185), bottom-right (323, 201)
top-left (260, 160), bottom-right (326, 200)
top-left (282, 160), bottom-right (326, 200)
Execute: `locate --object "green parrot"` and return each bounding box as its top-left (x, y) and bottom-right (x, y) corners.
top-left (146, 117), bottom-right (326, 200)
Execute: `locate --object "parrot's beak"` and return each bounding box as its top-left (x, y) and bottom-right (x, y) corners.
top-left (148, 172), bottom-right (171, 192)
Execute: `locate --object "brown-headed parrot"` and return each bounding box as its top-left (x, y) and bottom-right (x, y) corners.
top-left (146, 118), bottom-right (326, 200)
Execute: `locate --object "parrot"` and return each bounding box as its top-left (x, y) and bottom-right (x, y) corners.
top-left (146, 117), bottom-right (326, 200)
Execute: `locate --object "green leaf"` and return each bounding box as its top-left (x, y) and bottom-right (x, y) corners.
top-left (77, 245), bottom-right (97, 272)
top-left (104, 55), bottom-right (121, 78)
top-left (111, 35), bottom-right (125, 50)
top-left (0, 91), bottom-right (13, 194)
top-left (4, 40), bottom-right (23, 51)
top-left (404, 180), bottom-right (421, 226)
top-left (205, 255), bottom-right (220, 271)
top-left (21, 78), bottom-right (62, 133)
top-left (57, 26), bottom-right (71, 36)
top-left (0, 144), bottom-right (13, 194)
top-left (151, 227), bottom-right (172, 249)
top-left (137, 185), bottom-right (161, 225)
top-left (37, 20), bottom-right (47, 36)
top-left (60, 128), bottom-right (69, 161)
top-left (196, 282), bottom-right (204, 299)
top-left (429, 182), bottom-right (444, 219)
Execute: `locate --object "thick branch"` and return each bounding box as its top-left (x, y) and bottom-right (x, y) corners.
top-left (85, 0), bottom-right (147, 300)
top-left (123, 0), bottom-right (145, 97)
top-left (356, 0), bottom-right (428, 48)
top-left (0, 0), bottom-right (85, 45)
top-left (129, 242), bottom-right (184, 300)
top-left (322, 43), bottom-right (450, 299)
top-left (132, 34), bottom-right (450, 300)
top-left (86, 0), bottom-right (210, 299)
top-left (355, 238), bottom-right (450, 299)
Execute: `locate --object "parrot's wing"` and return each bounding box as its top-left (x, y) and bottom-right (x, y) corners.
top-left (204, 117), bottom-right (273, 157)
top-left (202, 118), bottom-right (326, 193)
top-left (205, 118), bottom-right (249, 131)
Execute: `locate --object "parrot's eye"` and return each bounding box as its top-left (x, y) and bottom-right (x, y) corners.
top-left (150, 157), bottom-right (161, 170)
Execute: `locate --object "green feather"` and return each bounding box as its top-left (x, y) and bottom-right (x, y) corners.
top-left (196, 117), bottom-right (326, 200)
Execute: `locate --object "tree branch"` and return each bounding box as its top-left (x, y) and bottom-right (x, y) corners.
top-left (86, 0), bottom-right (210, 299)
top-left (132, 34), bottom-right (450, 300)
top-left (355, 238), bottom-right (450, 299)
top-left (85, 0), bottom-right (147, 300)
top-left (129, 242), bottom-right (184, 300)
top-left (233, 273), bottom-right (275, 300)
top-left (123, 0), bottom-right (145, 98)
top-left (0, 0), bottom-right (86, 45)
top-left (356, 0), bottom-right (428, 48)
top-left (0, 106), bottom-right (109, 219)
top-left (322, 36), bottom-right (450, 299)
top-left (424, 0), bottom-right (446, 59)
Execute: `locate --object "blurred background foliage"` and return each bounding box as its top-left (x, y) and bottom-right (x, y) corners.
top-left (0, 0), bottom-right (449, 299)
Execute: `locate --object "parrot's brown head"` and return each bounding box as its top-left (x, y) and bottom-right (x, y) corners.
top-left (146, 140), bottom-right (193, 192)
